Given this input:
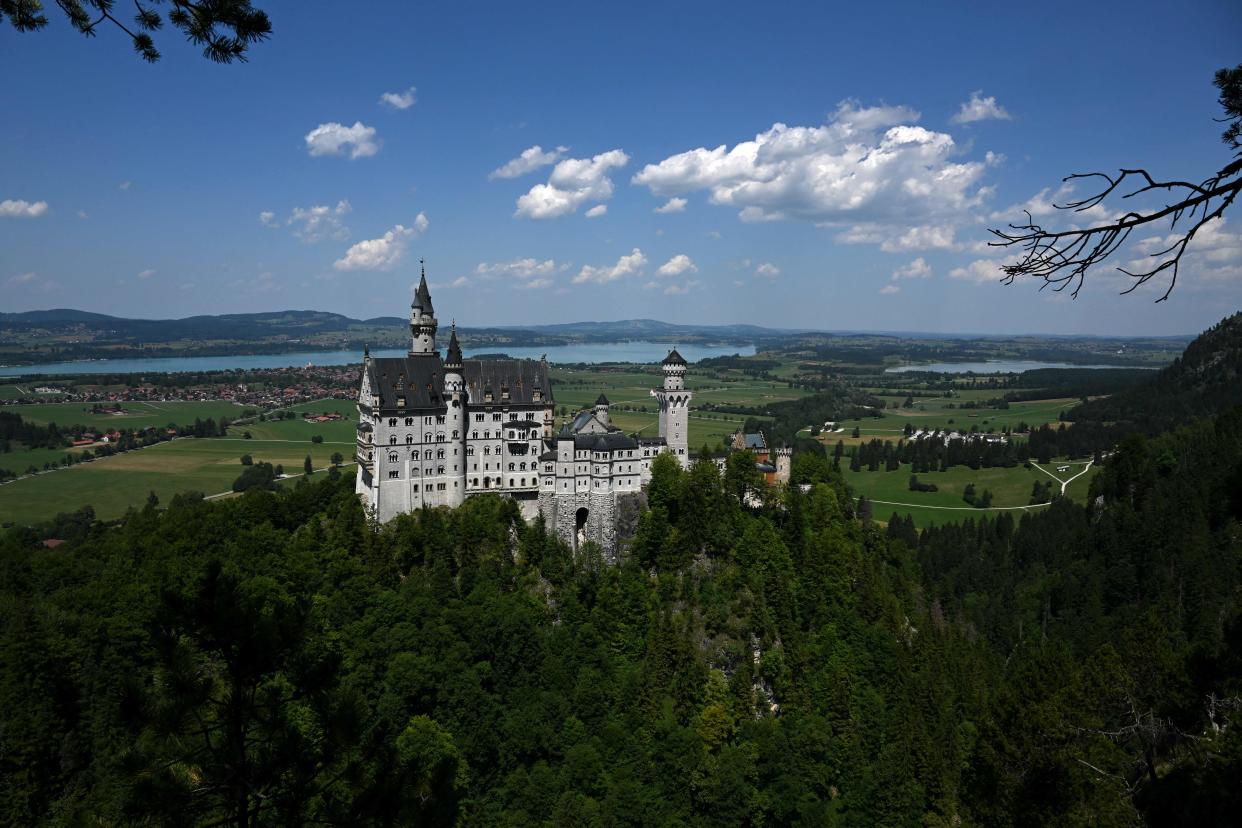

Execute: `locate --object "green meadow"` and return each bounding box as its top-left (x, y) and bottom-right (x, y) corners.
top-left (844, 459), bottom-right (1099, 527)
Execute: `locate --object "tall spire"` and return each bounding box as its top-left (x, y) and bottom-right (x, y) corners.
top-left (445, 322), bottom-right (463, 368)
top-left (413, 259), bottom-right (434, 314)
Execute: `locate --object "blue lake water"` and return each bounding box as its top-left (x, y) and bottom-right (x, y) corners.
top-left (0, 341), bottom-right (757, 377)
top-left (885, 360), bottom-right (1143, 374)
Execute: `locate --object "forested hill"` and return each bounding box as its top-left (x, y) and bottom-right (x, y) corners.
top-left (2, 407), bottom-right (1241, 823)
top-left (1071, 311), bottom-right (1242, 430)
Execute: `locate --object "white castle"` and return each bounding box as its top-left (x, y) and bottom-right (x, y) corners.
top-left (355, 268), bottom-right (692, 556)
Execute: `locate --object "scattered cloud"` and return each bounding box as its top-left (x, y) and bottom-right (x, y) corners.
top-left (259, 210), bottom-right (278, 227)
top-left (1128, 217), bottom-right (1242, 286)
top-left (662, 280), bottom-right (700, 295)
top-left (951, 91), bottom-right (1012, 124)
top-left (137, 268), bottom-right (157, 280)
top-left (449, 276), bottom-right (470, 288)
top-left (379, 85), bottom-right (417, 110)
top-left (880, 284), bottom-right (901, 295)
top-left (515, 149), bottom-right (629, 219)
top-left (949, 259), bottom-right (1003, 284)
top-left (657, 254), bottom-right (698, 278)
top-left (0, 199), bottom-right (49, 218)
top-left (305, 121), bottom-right (380, 159)
top-left (119, 180), bottom-right (131, 190)
top-left (655, 197), bottom-right (687, 214)
top-left (179, 282), bottom-right (196, 291)
top-left (632, 101), bottom-right (994, 245)
top-left (5, 272), bottom-right (39, 288)
top-left (229, 271), bottom-right (281, 293)
top-left (489, 145), bottom-right (569, 180)
top-left (333, 213), bottom-right (428, 271)
top-left (516, 277), bottom-right (554, 290)
top-left (288, 200), bottom-right (352, 242)
top-left (474, 258), bottom-right (567, 281)
top-left (891, 257), bottom-right (932, 280)
top-left (76, 209), bottom-right (88, 220)
top-left (573, 248), bottom-right (647, 284)
top-left (585, 204), bottom-right (608, 218)
top-left (755, 262), bottom-right (780, 279)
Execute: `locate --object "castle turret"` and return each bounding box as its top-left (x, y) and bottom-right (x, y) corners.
top-left (594, 393), bottom-right (610, 428)
top-left (651, 348), bottom-right (692, 467)
top-left (442, 324), bottom-right (466, 507)
top-left (775, 445), bottom-right (792, 485)
top-left (410, 262), bottom-right (438, 356)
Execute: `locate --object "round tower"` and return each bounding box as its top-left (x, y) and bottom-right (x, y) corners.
top-left (410, 261), bottom-right (438, 356)
top-left (594, 393), bottom-right (611, 428)
top-left (651, 348), bottom-right (692, 467)
top-left (443, 323), bottom-right (466, 507)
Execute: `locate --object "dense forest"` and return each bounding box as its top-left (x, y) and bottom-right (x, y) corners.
top-left (2, 389), bottom-right (1239, 824)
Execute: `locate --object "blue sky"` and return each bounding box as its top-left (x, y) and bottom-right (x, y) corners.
top-left (2, 0), bottom-right (1239, 336)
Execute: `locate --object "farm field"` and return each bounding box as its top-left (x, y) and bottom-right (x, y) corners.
top-left (844, 459), bottom-right (1099, 528)
top-left (814, 395), bottom-right (1079, 448)
top-left (0, 435), bottom-right (353, 524)
top-left (6, 399), bottom-right (248, 430)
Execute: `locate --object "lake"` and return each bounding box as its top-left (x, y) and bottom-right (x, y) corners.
top-left (0, 341), bottom-right (757, 377)
top-left (885, 360), bottom-right (1142, 374)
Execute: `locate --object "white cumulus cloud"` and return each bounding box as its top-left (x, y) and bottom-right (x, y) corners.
top-left (657, 254), bottom-right (698, 278)
top-left (137, 268), bottom-right (157, 280)
top-left (951, 91), bottom-right (1012, 124)
top-left (305, 121), bottom-right (380, 159)
top-left (632, 101), bottom-right (993, 240)
top-left (0, 199), bottom-right (49, 218)
top-left (755, 262), bottom-right (780, 279)
top-left (892, 257), bottom-right (932, 280)
top-left (379, 86), bottom-right (417, 110)
top-left (288, 200), bottom-right (352, 242)
top-left (489, 145), bottom-right (569, 180)
top-left (515, 149), bottom-right (629, 219)
top-left (655, 197), bottom-right (687, 214)
top-left (949, 259), bottom-right (1003, 284)
top-left (573, 248), bottom-right (647, 284)
top-left (585, 204), bottom-right (607, 218)
top-left (333, 214), bottom-right (428, 271)
top-left (259, 210), bottom-right (278, 227)
top-left (880, 284), bottom-right (901, 295)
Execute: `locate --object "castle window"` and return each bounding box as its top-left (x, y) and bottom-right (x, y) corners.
top-left (389, 436), bottom-right (397, 445)
top-left (545, 464), bottom-right (552, 472)
top-left (437, 415), bottom-right (446, 424)
top-left (437, 483), bottom-right (446, 491)
top-left (508, 463), bottom-right (515, 471)
top-left (475, 414), bottom-right (484, 422)
top-left (424, 433), bottom-right (432, 443)
top-left (424, 450), bottom-right (432, 460)
top-left (411, 451), bottom-right (418, 461)
top-left (484, 446), bottom-right (491, 455)
top-left (388, 418), bottom-right (397, 427)
top-left (412, 484), bottom-right (419, 492)
top-left (472, 431), bottom-right (479, 439)
top-left (519, 462), bottom-right (526, 471)
top-left (437, 449), bottom-right (445, 459)
top-left (406, 434), bottom-right (413, 444)
top-left (436, 434), bottom-right (445, 442)
top-left (425, 417), bottom-right (432, 425)
top-left (405, 418), bottom-right (414, 426)
top-left (437, 466), bottom-right (445, 475)
top-left (388, 453), bottom-right (398, 463)
top-left (389, 470), bottom-right (399, 479)
top-left (466, 446), bottom-right (474, 456)
top-left (493, 414), bottom-right (501, 422)
top-left (452, 430), bottom-right (459, 439)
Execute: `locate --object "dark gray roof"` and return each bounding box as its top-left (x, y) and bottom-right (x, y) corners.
top-left (367, 355), bottom-right (448, 410)
top-left (574, 431), bottom-right (638, 452)
top-left (539, 449), bottom-right (558, 461)
top-left (463, 359), bottom-right (552, 406)
top-left (502, 419), bottom-right (542, 430)
top-left (757, 462), bottom-right (777, 473)
top-left (663, 348), bottom-right (687, 366)
top-left (570, 410), bottom-right (595, 431)
top-left (743, 433), bottom-right (767, 450)
top-left (595, 393), bottom-right (609, 406)
top-left (357, 421), bottom-right (373, 432)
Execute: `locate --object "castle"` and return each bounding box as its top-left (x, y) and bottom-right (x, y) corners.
top-left (355, 268), bottom-right (692, 557)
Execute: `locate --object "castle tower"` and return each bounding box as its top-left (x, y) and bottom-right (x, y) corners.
top-left (410, 262), bottom-right (438, 356)
top-left (775, 446), bottom-right (792, 485)
top-left (442, 323), bottom-right (466, 507)
top-left (652, 348), bottom-right (691, 467)
top-left (594, 393), bottom-right (610, 428)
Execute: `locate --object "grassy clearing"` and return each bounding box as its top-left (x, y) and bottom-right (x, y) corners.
top-left (0, 437), bottom-right (349, 524)
top-left (844, 460), bottom-right (1100, 528)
